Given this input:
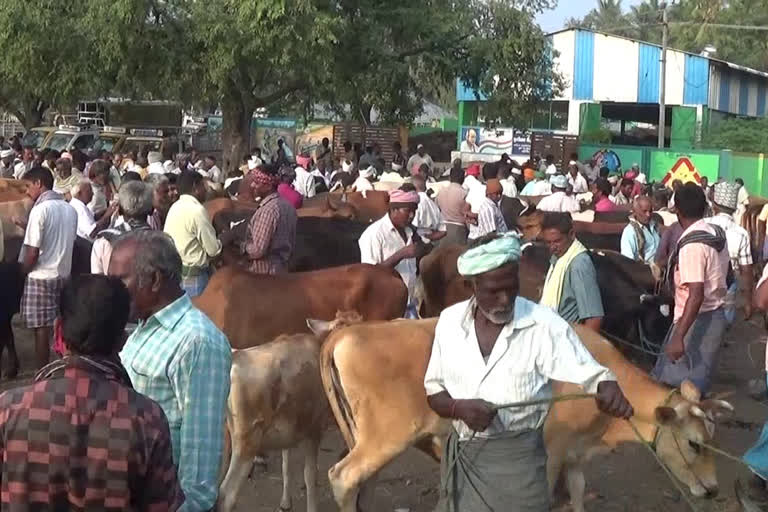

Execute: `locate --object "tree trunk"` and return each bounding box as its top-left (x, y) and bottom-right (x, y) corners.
top-left (220, 98), bottom-right (253, 177)
top-left (15, 98), bottom-right (49, 129)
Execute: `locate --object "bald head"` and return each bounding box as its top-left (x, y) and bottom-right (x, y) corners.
top-left (632, 195), bottom-right (653, 225)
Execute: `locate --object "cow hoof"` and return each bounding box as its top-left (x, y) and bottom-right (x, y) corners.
top-left (277, 506), bottom-right (291, 512)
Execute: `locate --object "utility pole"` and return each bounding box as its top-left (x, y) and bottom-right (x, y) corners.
top-left (658, 3), bottom-right (669, 148)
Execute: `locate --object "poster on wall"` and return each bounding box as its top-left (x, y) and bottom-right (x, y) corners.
top-left (590, 149), bottom-right (622, 173)
top-left (459, 126), bottom-right (531, 156)
top-left (251, 119), bottom-right (297, 161)
top-left (295, 124), bottom-right (334, 158)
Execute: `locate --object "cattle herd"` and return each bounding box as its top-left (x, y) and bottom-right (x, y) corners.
top-left (0, 179), bottom-right (754, 511)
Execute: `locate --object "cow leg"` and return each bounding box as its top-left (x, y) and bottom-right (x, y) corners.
top-left (279, 449), bottom-right (293, 511)
top-left (565, 464), bottom-right (587, 512)
top-left (302, 437), bottom-right (320, 512)
top-left (328, 442), bottom-right (403, 512)
top-left (546, 448), bottom-right (566, 499)
top-left (218, 430), bottom-right (263, 512)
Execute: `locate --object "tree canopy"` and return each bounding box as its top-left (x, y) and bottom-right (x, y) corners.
top-left (0, 0), bottom-right (565, 171)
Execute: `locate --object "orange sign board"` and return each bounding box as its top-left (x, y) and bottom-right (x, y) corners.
top-left (660, 157), bottom-right (702, 189)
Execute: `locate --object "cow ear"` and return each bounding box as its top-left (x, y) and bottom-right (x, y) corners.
top-left (655, 406), bottom-right (679, 426)
top-left (306, 318), bottom-right (333, 336)
top-left (680, 380), bottom-right (701, 403)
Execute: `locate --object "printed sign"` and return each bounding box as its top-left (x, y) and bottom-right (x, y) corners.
top-left (660, 157), bottom-right (702, 188)
top-left (459, 126), bottom-right (531, 156)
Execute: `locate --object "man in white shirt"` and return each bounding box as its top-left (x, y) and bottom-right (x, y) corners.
top-left (468, 179), bottom-right (507, 240)
top-left (199, 155), bottom-right (223, 185)
top-left (567, 162), bottom-right (588, 194)
top-left (13, 146), bottom-right (34, 180)
top-left (358, 188), bottom-right (427, 318)
top-left (411, 177), bottom-right (446, 243)
top-left (537, 174), bottom-right (580, 213)
top-left (17, 167), bottom-right (78, 370)
top-left (735, 178), bottom-right (749, 226)
top-left (70, 179), bottom-right (116, 240)
top-left (351, 166), bottom-right (375, 193)
top-left (544, 154), bottom-right (558, 175)
top-left (706, 181), bottom-right (754, 325)
top-left (463, 165), bottom-right (486, 214)
top-left (0, 149), bottom-right (15, 178)
top-left (424, 234), bottom-right (632, 511)
top-left (293, 164), bottom-right (317, 198)
top-left (146, 151), bottom-right (166, 175)
top-left (406, 144), bottom-right (434, 174)
top-left (499, 166), bottom-right (518, 198)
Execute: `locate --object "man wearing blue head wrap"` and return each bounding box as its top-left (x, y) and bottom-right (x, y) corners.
top-left (424, 233), bottom-right (633, 512)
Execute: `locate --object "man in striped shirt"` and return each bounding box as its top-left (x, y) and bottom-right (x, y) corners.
top-left (110, 230), bottom-right (231, 512)
top-left (467, 179), bottom-right (507, 241)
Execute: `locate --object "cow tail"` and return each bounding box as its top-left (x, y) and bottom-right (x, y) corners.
top-left (319, 339), bottom-right (358, 449)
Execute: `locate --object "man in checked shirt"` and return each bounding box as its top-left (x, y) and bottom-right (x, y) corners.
top-left (0, 274), bottom-right (183, 511)
top-left (240, 165), bottom-right (297, 274)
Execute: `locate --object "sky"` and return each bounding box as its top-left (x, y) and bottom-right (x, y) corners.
top-left (536, 0), bottom-right (644, 33)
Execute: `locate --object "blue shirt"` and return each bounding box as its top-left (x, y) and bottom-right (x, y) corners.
top-left (551, 252), bottom-right (604, 323)
top-left (120, 294), bottom-right (232, 512)
top-left (620, 221), bottom-right (661, 263)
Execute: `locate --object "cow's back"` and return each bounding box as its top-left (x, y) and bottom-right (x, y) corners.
top-left (289, 217), bottom-right (366, 271)
top-left (194, 264), bottom-right (407, 349)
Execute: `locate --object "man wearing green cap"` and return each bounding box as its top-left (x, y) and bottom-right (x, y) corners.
top-left (424, 233), bottom-right (633, 511)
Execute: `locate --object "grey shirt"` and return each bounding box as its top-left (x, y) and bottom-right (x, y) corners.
top-left (551, 251), bottom-right (604, 323)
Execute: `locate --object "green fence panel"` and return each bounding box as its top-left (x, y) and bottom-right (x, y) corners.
top-left (731, 152), bottom-right (763, 195)
top-left (648, 150), bottom-right (720, 183)
top-left (579, 103), bottom-right (602, 135)
top-left (670, 106), bottom-right (696, 150)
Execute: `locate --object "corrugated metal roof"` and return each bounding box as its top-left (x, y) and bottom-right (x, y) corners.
top-left (546, 28), bottom-right (768, 79)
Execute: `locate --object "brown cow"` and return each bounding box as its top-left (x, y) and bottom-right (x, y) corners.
top-left (303, 191), bottom-right (389, 223)
top-left (217, 312), bottom-right (361, 512)
top-left (316, 319), bottom-right (732, 512)
top-left (204, 197), bottom-right (260, 224)
top-left (193, 264), bottom-right (407, 349)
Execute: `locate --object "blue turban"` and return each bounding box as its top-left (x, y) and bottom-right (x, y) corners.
top-left (457, 234), bottom-right (523, 276)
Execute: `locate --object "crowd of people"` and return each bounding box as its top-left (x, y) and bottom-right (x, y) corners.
top-left (2, 132), bottom-right (768, 510)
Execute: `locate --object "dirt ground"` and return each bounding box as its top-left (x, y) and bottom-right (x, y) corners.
top-left (4, 314), bottom-right (768, 512)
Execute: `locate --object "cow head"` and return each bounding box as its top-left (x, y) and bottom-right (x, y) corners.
top-left (653, 380), bottom-right (734, 498)
top-left (306, 310), bottom-right (364, 337)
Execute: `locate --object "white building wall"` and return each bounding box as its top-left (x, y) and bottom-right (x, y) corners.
top-left (592, 33), bottom-right (638, 102)
top-left (552, 31), bottom-right (575, 100)
top-left (664, 49), bottom-right (685, 106)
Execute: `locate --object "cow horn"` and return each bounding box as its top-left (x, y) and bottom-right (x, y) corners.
top-left (703, 399), bottom-right (735, 412)
top-left (639, 294), bottom-right (652, 303)
top-left (689, 405), bottom-right (707, 419)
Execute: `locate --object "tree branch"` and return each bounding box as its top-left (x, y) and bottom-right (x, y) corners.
top-left (253, 81), bottom-right (306, 108)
